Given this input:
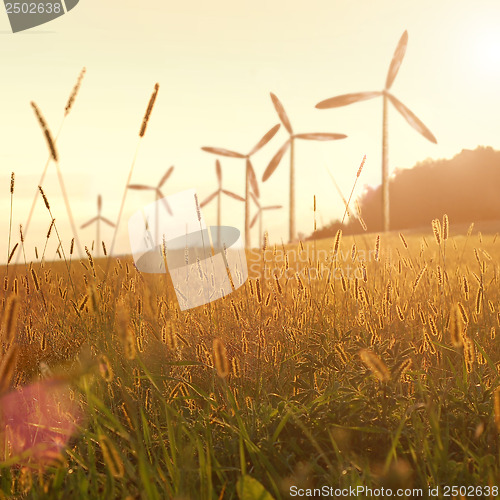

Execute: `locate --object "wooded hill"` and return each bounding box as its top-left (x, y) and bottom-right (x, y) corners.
top-left (310, 146), bottom-right (500, 238)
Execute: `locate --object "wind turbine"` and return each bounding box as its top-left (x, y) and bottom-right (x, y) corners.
top-left (262, 93), bottom-right (347, 243)
top-left (316, 30), bottom-right (437, 232)
top-left (128, 166), bottom-right (174, 243)
top-left (80, 195), bottom-right (115, 257)
top-left (249, 191), bottom-right (282, 248)
top-left (200, 160), bottom-right (245, 246)
top-left (202, 124), bottom-right (280, 248)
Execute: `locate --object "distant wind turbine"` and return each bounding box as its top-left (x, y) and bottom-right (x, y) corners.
top-left (200, 160), bottom-right (245, 245)
top-left (202, 124), bottom-right (281, 248)
top-left (80, 195), bottom-right (115, 257)
top-left (249, 191), bottom-right (282, 248)
top-left (128, 166), bottom-right (174, 243)
top-left (316, 30), bottom-right (437, 232)
top-left (262, 93), bottom-right (347, 243)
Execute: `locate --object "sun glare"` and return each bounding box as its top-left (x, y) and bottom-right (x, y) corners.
top-left (473, 30), bottom-right (500, 76)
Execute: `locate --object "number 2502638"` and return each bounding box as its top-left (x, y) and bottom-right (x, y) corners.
top-left (5, 2), bottom-right (62, 14)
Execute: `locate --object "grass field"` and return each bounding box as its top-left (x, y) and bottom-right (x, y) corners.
top-left (1, 220), bottom-right (500, 499)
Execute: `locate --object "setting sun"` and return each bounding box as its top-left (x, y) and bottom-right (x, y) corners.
top-left (474, 30), bottom-right (500, 74)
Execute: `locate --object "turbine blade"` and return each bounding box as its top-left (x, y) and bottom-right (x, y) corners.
top-left (316, 91), bottom-right (382, 109)
top-left (248, 123), bottom-right (281, 156)
top-left (385, 30), bottom-right (409, 90)
top-left (270, 93), bottom-right (293, 134)
top-left (387, 94), bottom-right (437, 144)
top-left (201, 146), bottom-right (246, 158)
top-left (216, 159), bottom-right (222, 185)
top-left (247, 159), bottom-right (260, 198)
top-left (166, 201), bottom-right (173, 216)
top-left (80, 217), bottom-right (98, 229)
top-left (262, 139), bottom-right (291, 182)
top-left (101, 217), bottom-right (116, 227)
top-left (200, 191), bottom-right (218, 207)
top-left (249, 191), bottom-right (260, 207)
top-left (221, 190), bottom-right (245, 202)
top-left (159, 166), bottom-right (174, 188)
top-left (263, 205), bottom-right (282, 210)
top-left (294, 133), bottom-right (348, 141)
top-left (250, 212), bottom-right (259, 229)
top-left (128, 184), bottom-right (154, 191)
top-left (97, 194), bottom-right (102, 213)
top-left (159, 194), bottom-right (173, 215)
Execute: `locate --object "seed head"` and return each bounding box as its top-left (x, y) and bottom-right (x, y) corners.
top-left (31, 102), bottom-right (58, 162)
top-left (65, 67), bottom-right (86, 116)
top-left (432, 219), bottom-right (441, 245)
top-left (442, 214), bottom-right (449, 241)
top-left (494, 387), bottom-right (500, 432)
top-left (213, 338), bottom-right (229, 378)
top-left (38, 186), bottom-right (50, 211)
top-left (359, 348), bottom-right (390, 382)
top-left (139, 83), bottom-right (160, 138)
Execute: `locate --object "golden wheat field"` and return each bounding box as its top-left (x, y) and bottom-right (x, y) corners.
top-left (0, 219), bottom-right (500, 499)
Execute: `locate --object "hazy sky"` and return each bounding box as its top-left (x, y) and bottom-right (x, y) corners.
top-left (1, 0), bottom-right (500, 261)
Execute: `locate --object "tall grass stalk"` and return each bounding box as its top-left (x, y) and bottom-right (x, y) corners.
top-left (107, 83), bottom-right (160, 271)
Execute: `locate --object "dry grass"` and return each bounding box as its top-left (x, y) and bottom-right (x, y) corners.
top-left (0, 219), bottom-right (499, 497)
